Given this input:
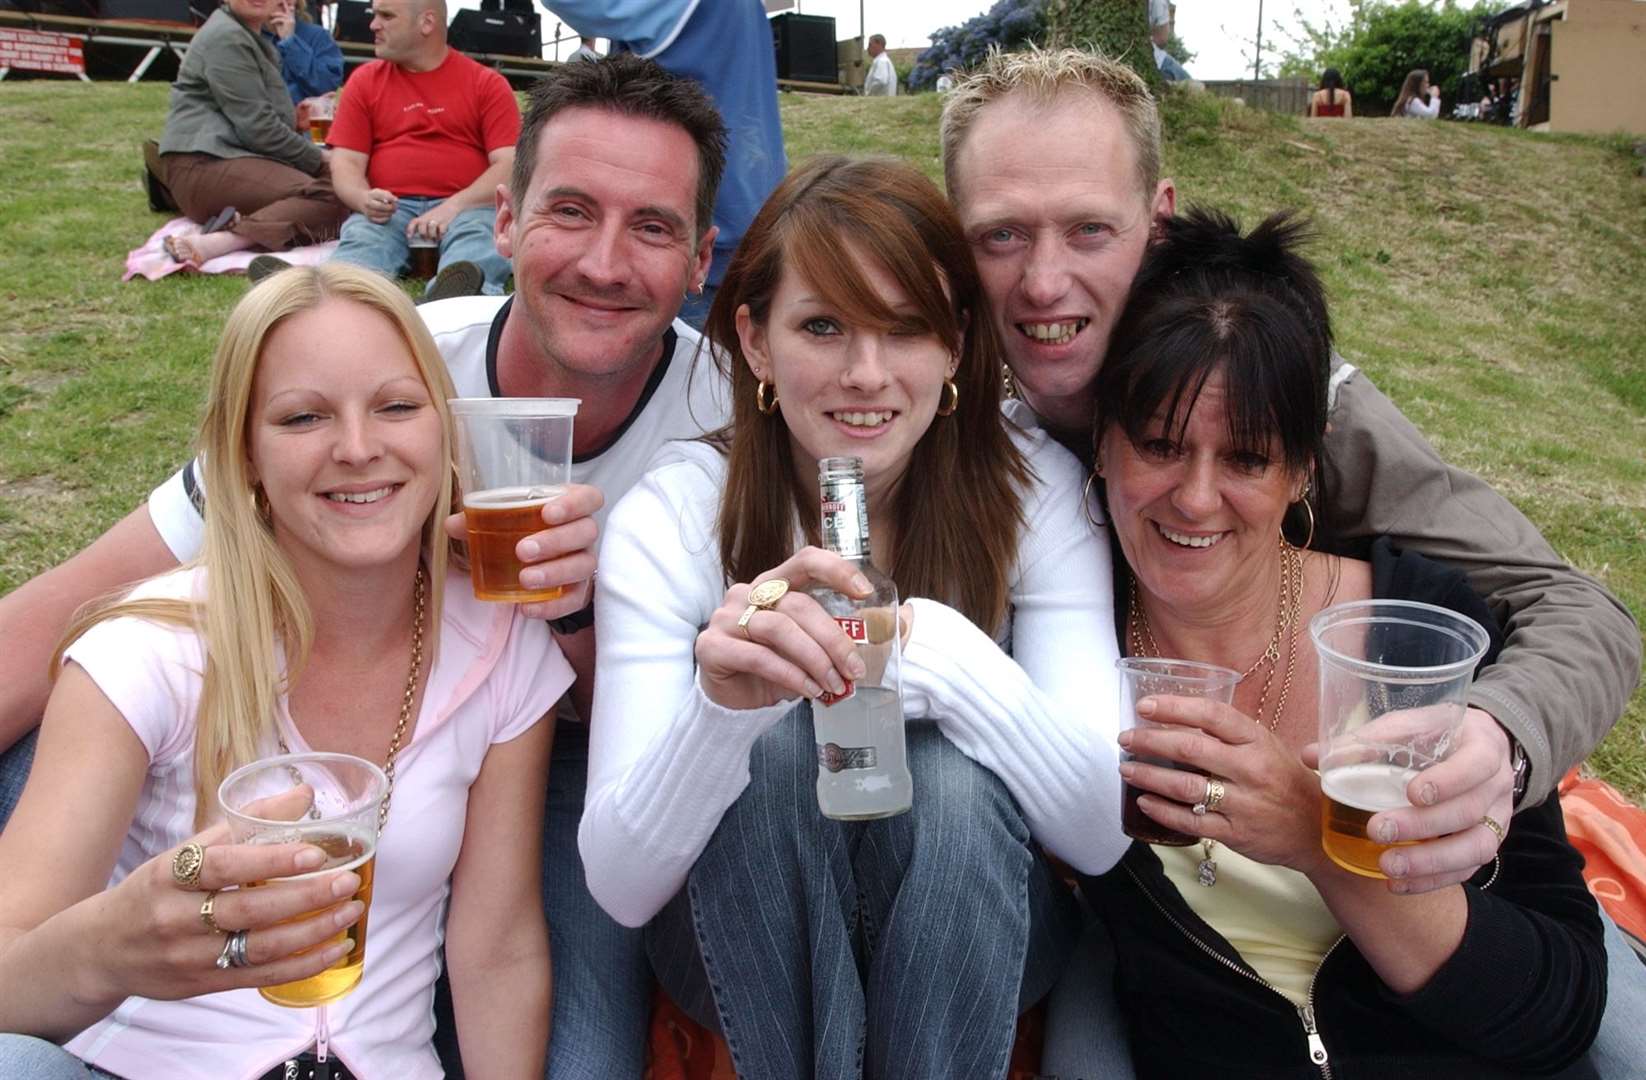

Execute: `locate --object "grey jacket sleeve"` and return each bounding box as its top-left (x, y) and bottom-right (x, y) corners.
top-left (1321, 362), bottom-right (1641, 805)
top-left (203, 27), bottom-right (322, 172)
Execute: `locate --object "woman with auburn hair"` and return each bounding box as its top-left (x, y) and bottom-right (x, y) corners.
top-left (583, 155), bottom-right (1126, 1078)
top-left (0, 264), bottom-right (566, 1078)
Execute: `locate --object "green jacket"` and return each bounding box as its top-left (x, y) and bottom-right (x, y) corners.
top-left (159, 7), bottom-right (323, 175)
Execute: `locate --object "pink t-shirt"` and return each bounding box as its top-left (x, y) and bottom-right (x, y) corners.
top-left (329, 50), bottom-right (520, 198)
top-left (62, 566), bottom-right (569, 1080)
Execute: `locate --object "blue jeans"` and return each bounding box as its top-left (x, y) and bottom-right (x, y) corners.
top-left (1040, 892), bottom-right (1646, 1079)
top-left (675, 282), bottom-right (718, 333)
top-left (0, 1036), bottom-right (116, 1078)
top-left (647, 707), bottom-right (1083, 1080)
top-left (332, 198), bottom-right (509, 294)
top-left (0, 727), bottom-right (37, 829)
top-left (540, 719), bottom-right (652, 1080)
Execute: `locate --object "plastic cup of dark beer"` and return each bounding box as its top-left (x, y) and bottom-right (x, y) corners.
top-left (218, 752), bottom-right (386, 1007)
top-left (1117, 657), bottom-right (1240, 845)
top-left (449, 397), bottom-right (580, 603)
top-left (1311, 601), bottom-right (1489, 878)
top-left (407, 236), bottom-right (439, 279)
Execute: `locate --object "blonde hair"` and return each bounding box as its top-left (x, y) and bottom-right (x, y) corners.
top-left (941, 46), bottom-right (1162, 208)
top-left (57, 264), bottom-right (460, 827)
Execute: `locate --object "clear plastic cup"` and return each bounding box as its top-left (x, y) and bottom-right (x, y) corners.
top-left (1117, 657), bottom-right (1240, 845)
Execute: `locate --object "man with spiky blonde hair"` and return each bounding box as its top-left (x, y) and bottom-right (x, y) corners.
top-left (942, 44), bottom-right (1642, 1075)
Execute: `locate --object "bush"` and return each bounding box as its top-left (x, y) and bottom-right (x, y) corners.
top-left (908, 0), bottom-right (1048, 92)
top-left (1276, 1), bottom-right (1507, 115)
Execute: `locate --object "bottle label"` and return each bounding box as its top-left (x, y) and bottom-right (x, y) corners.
top-left (817, 742), bottom-right (878, 772)
top-left (818, 616), bottom-right (865, 705)
top-left (819, 480), bottom-right (870, 560)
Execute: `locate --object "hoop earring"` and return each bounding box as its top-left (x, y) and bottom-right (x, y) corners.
top-left (937, 378), bottom-right (959, 417)
top-left (1081, 471), bottom-right (1105, 530)
top-left (1287, 495), bottom-right (1317, 550)
top-left (754, 380), bottom-right (779, 415)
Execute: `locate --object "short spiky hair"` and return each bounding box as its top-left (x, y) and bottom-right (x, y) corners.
top-left (513, 53), bottom-right (728, 241)
top-left (941, 46), bottom-right (1162, 207)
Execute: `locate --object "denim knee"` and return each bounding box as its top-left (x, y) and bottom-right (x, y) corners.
top-left (333, 211), bottom-right (410, 277)
top-left (0, 1035), bottom-right (100, 1079)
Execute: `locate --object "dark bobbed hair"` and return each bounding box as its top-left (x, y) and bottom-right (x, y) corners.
top-left (1094, 208), bottom-right (1332, 546)
top-left (705, 155), bottom-right (1031, 632)
top-left (514, 53), bottom-right (728, 241)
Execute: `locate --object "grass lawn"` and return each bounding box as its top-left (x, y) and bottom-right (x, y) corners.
top-left (1, 82), bottom-right (1643, 796)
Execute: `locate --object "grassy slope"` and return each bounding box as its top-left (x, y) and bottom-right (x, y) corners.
top-left (1, 83), bottom-right (1642, 794)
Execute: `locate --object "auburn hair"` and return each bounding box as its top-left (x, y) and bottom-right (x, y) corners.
top-left (704, 155), bottom-right (1031, 633)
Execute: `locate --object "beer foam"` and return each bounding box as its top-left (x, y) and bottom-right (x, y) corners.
top-left (1321, 762), bottom-right (1419, 813)
top-left (465, 485), bottom-right (566, 510)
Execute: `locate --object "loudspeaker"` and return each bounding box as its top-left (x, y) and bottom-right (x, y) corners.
top-left (448, 8), bottom-right (539, 58)
top-left (99, 0), bottom-right (191, 21)
top-left (334, 0), bottom-right (372, 44)
top-left (770, 12), bottom-right (835, 84)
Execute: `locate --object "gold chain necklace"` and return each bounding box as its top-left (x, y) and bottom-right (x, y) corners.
top-left (278, 566), bottom-right (426, 835)
top-left (1127, 539), bottom-right (1304, 885)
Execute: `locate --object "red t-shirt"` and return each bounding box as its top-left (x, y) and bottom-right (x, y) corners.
top-left (330, 49), bottom-right (520, 198)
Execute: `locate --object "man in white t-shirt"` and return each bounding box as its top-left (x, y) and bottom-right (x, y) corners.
top-left (0, 54), bottom-right (729, 1080)
top-left (863, 33), bottom-right (897, 97)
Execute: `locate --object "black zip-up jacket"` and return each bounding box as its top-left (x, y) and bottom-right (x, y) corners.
top-left (1082, 542), bottom-right (1607, 1078)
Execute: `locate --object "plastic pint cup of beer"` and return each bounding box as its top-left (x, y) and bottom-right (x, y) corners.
top-left (1310, 600), bottom-right (1490, 878)
top-left (449, 397), bottom-right (579, 602)
top-left (218, 752), bottom-right (386, 1007)
top-left (307, 95), bottom-right (334, 145)
top-left (1117, 658), bottom-right (1240, 846)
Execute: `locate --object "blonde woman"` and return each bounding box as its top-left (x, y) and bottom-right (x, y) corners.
top-left (0, 264), bottom-right (567, 1078)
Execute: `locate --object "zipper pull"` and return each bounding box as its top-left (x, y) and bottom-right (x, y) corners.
top-left (1299, 1004), bottom-right (1330, 1067)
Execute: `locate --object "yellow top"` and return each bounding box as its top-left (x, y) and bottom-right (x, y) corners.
top-left (1157, 843), bottom-right (1342, 1007)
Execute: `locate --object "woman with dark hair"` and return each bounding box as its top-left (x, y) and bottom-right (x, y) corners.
top-left (582, 155), bottom-right (1124, 1078)
top-left (1067, 208), bottom-right (1605, 1077)
top-left (1308, 68), bottom-right (1352, 117)
top-left (1393, 68), bottom-right (1441, 118)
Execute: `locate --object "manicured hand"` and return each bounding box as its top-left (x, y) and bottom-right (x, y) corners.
top-left (444, 482), bottom-right (603, 621)
top-left (696, 547), bottom-right (874, 712)
top-left (1119, 694), bottom-right (1326, 874)
top-left (1364, 708), bottom-right (1514, 893)
top-left (80, 821), bottom-right (364, 1009)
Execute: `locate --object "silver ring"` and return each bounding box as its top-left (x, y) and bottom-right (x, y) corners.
top-left (214, 934), bottom-right (235, 970)
top-left (228, 929), bottom-right (251, 969)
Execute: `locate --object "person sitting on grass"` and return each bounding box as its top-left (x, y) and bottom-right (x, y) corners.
top-left (251, 0), bottom-right (518, 300)
top-left (157, 0), bottom-right (347, 268)
top-left (0, 262), bottom-right (565, 1078)
top-left (266, 0), bottom-right (343, 105)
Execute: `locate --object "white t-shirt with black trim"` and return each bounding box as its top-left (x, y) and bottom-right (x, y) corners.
top-left (147, 295), bottom-right (732, 560)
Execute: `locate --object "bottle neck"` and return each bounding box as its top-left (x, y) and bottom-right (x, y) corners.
top-left (819, 476), bottom-right (872, 562)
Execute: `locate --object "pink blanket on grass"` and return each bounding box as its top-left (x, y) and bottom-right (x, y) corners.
top-left (124, 218), bottom-right (338, 282)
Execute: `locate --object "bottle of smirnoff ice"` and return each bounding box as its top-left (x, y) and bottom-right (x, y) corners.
top-left (809, 457), bottom-right (912, 820)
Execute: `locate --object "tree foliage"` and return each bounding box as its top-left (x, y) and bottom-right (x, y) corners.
top-left (908, 0), bottom-right (1048, 92)
top-left (1043, 0), bottom-right (1158, 87)
top-left (1272, 0), bottom-right (1508, 115)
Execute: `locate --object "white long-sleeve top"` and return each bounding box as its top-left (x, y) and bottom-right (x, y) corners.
top-left (1403, 93), bottom-right (1441, 119)
top-left (581, 406), bottom-right (1126, 928)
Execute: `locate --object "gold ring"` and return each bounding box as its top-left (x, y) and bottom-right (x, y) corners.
top-left (199, 890), bottom-right (223, 934)
top-left (1480, 814), bottom-right (1505, 847)
top-left (1204, 778), bottom-right (1227, 814)
top-left (171, 842), bottom-right (206, 890)
top-left (736, 578), bottom-right (791, 640)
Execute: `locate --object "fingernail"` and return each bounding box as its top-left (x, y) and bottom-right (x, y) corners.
top-left (1136, 697), bottom-right (1156, 717)
top-left (1419, 782), bottom-right (1438, 806)
top-left (1375, 819), bottom-right (1398, 845)
top-left (1389, 879), bottom-right (1409, 895)
top-left (334, 900), bottom-right (364, 926)
top-left (1118, 761), bottom-right (1136, 779)
top-left (1385, 852), bottom-right (1408, 878)
top-left (1117, 730), bottom-right (1134, 750)
top-left (325, 941), bottom-right (353, 963)
top-left (803, 679), bottom-right (824, 699)
top-left (545, 502), bottom-right (566, 525)
top-left (295, 846), bottom-right (326, 870)
top-left (331, 872), bottom-right (360, 898)
top-left (847, 654), bottom-right (867, 679)
top-left (519, 539), bottom-right (540, 560)
top-left (827, 672), bottom-right (848, 697)
top-left (851, 574), bottom-right (871, 595)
